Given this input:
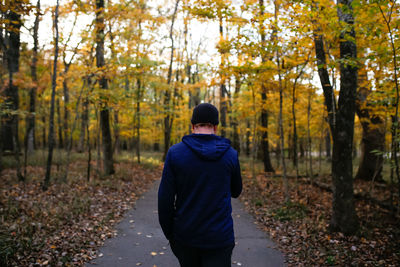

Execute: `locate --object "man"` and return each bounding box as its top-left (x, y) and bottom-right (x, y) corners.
top-left (158, 103), bottom-right (242, 267)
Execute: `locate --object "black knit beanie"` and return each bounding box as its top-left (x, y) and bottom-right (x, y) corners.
top-left (191, 103), bottom-right (219, 125)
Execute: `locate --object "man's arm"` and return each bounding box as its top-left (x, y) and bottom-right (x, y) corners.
top-left (231, 152), bottom-right (242, 198)
top-left (158, 150), bottom-right (176, 240)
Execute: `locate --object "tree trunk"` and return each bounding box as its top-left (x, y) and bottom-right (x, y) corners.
top-left (56, 98), bottom-right (63, 148)
top-left (318, 117), bottom-right (324, 174)
top-left (2, 4), bottom-right (22, 153)
top-left (275, 123), bottom-right (281, 168)
top-left (307, 91), bottom-right (314, 180)
top-left (292, 85), bottom-right (298, 171)
top-left (86, 116), bottom-right (91, 181)
top-left (0, 120), bottom-right (2, 174)
top-left (113, 111), bottom-right (120, 154)
top-left (78, 96), bottom-right (89, 153)
top-left (62, 70), bottom-right (70, 148)
top-left (273, 0), bottom-right (289, 201)
top-left (258, 0), bottom-right (275, 173)
top-left (2, 3), bottom-right (23, 181)
top-left (313, 35), bottom-right (336, 132)
top-left (311, 0), bottom-right (359, 234)
top-left (24, 0), bottom-right (40, 179)
top-left (232, 74), bottom-right (241, 153)
top-left (325, 129), bottom-right (331, 159)
top-left (355, 124), bottom-right (384, 181)
top-left (251, 83), bottom-right (257, 179)
top-left (291, 60), bottom-right (308, 175)
top-left (163, 0), bottom-right (180, 161)
top-left (136, 78), bottom-right (141, 164)
top-left (329, 0), bottom-right (359, 234)
top-left (63, 76), bottom-right (86, 182)
top-left (26, 0), bottom-right (40, 153)
top-left (375, 1), bottom-right (400, 212)
top-left (299, 138), bottom-right (305, 158)
top-left (78, 74), bottom-right (93, 153)
top-left (355, 72), bottom-right (385, 181)
top-left (246, 120), bottom-right (251, 156)
top-left (61, 18), bottom-right (82, 151)
top-left (219, 15), bottom-right (227, 138)
top-left (42, 114), bottom-right (46, 148)
top-left (260, 90), bottom-right (275, 172)
top-left (43, 0), bottom-right (59, 190)
top-left (163, 93), bottom-right (172, 161)
top-left (95, 0), bottom-right (114, 175)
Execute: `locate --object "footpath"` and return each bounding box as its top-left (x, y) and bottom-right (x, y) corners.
top-left (87, 181), bottom-right (286, 267)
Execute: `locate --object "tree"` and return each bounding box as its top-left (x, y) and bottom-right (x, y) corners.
top-left (43, 0), bottom-right (60, 190)
top-left (273, 0), bottom-right (289, 202)
top-left (60, 5), bottom-right (84, 151)
top-left (0, 0), bottom-right (30, 181)
top-left (371, 0), bottom-right (400, 211)
top-left (25, 0), bottom-right (40, 153)
top-left (312, 0), bottom-right (359, 234)
top-left (259, 0), bottom-right (275, 173)
top-left (163, 0), bottom-right (180, 161)
top-left (188, 0), bottom-right (234, 138)
top-left (354, 69), bottom-right (385, 182)
top-left (216, 2), bottom-right (230, 138)
top-left (1, 1), bottom-right (21, 152)
top-left (95, 0), bottom-right (114, 175)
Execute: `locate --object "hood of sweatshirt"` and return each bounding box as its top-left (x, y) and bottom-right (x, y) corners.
top-left (182, 134), bottom-right (231, 161)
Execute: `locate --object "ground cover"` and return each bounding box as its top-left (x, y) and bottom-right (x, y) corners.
top-left (0, 155), bottom-right (160, 266)
top-left (240, 169), bottom-right (400, 266)
top-left (1, 151), bottom-right (399, 266)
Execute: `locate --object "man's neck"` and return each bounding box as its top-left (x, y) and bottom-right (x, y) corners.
top-left (193, 128), bottom-right (215, 134)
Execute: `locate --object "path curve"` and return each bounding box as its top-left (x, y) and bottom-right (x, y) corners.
top-left (87, 180), bottom-right (286, 267)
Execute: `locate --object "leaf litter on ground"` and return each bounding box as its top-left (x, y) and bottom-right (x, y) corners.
top-left (2, 159), bottom-right (399, 266)
top-left (240, 171), bottom-right (400, 267)
top-left (0, 161), bottom-right (160, 266)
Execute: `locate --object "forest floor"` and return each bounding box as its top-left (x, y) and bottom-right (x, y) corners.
top-left (1, 151), bottom-right (399, 266)
top-left (0, 152), bottom-right (161, 266)
top-left (240, 169), bottom-right (400, 266)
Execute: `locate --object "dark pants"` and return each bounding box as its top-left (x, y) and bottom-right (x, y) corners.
top-left (170, 240), bottom-right (234, 267)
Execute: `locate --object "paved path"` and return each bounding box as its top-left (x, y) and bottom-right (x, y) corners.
top-left (87, 181), bottom-right (286, 267)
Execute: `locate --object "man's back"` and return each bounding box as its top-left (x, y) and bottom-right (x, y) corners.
top-left (158, 134), bottom-right (242, 249)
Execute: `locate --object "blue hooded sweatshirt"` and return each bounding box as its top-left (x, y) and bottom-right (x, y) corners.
top-left (158, 134), bottom-right (242, 249)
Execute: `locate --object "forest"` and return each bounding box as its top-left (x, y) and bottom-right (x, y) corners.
top-left (0, 0), bottom-right (399, 266)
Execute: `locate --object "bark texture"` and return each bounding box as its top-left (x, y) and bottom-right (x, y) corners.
top-left (2, 4), bottom-right (22, 152)
top-left (2, 2), bottom-right (23, 181)
top-left (44, 0), bottom-right (59, 190)
top-left (232, 74), bottom-right (241, 154)
top-left (96, 0), bottom-right (114, 175)
top-left (26, 0), bottom-right (40, 153)
top-left (78, 96), bottom-right (89, 153)
top-left (163, 0), bottom-right (180, 161)
top-left (259, 0), bottom-right (275, 173)
top-left (329, 0), bottom-right (359, 234)
top-left (312, 0), bottom-right (359, 234)
top-left (355, 73), bottom-right (385, 181)
top-left (219, 15), bottom-right (227, 138)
